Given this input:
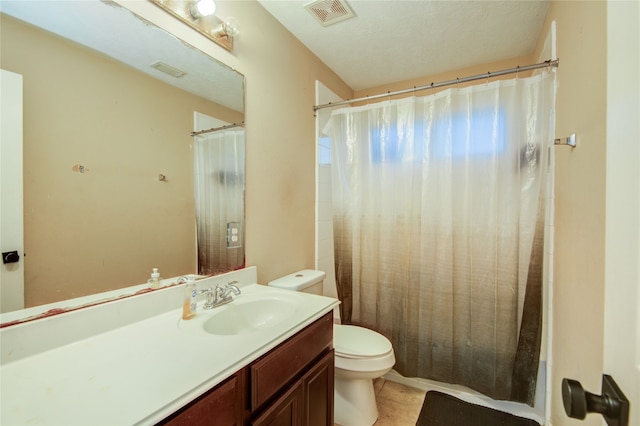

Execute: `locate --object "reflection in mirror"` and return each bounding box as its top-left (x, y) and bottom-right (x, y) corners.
top-left (0, 0), bottom-right (245, 322)
top-left (193, 113), bottom-right (245, 275)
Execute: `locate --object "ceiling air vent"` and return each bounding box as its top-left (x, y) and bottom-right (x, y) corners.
top-left (305, 0), bottom-right (355, 27)
top-left (150, 61), bottom-right (187, 78)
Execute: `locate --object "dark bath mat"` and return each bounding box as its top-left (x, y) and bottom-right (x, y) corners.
top-left (416, 391), bottom-right (540, 426)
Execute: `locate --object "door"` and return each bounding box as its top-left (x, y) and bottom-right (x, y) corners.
top-left (303, 350), bottom-right (334, 426)
top-left (251, 381), bottom-right (304, 426)
top-left (604, 1), bottom-right (639, 424)
top-left (0, 69), bottom-right (24, 313)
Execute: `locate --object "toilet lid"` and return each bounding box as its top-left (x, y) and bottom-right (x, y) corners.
top-left (333, 324), bottom-right (393, 358)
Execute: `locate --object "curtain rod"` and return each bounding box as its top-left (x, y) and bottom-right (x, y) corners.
top-left (190, 121), bottom-right (245, 137)
top-left (314, 59), bottom-right (559, 112)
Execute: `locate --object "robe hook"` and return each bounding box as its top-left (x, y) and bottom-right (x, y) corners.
top-left (554, 133), bottom-right (577, 148)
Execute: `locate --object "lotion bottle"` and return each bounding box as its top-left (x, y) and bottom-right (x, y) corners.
top-left (148, 268), bottom-right (161, 289)
top-left (182, 277), bottom-right (197, 320)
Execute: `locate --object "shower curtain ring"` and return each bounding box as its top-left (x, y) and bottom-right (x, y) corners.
top-left (516, 66), bottom-right (520, 80)
top-left (486, 71), bottom-right (490, 85)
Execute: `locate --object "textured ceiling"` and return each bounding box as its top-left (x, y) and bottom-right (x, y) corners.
top-left (258, 0), bottom-right (550, 91)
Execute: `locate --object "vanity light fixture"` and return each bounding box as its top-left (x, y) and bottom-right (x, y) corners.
top-left (212, 16), bottom-right (241, 39)
top-left (150, 0), bottom-right (239, 52)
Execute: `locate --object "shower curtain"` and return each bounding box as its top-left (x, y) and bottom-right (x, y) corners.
top-left (323, 72), bottom-right (555, 405)
top-left (194, 129), bottom-right (245, 275)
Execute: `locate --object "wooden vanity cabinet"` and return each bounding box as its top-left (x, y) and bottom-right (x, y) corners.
top-left (250, 378), bottom-right (304, 426)
top-left (158, 372), bottom-right (244, 426)
top-left (158, 312), bottom-right (334, 426)
top-left (249, 311), bottom-right (334, 425)
top-left (300, 349), bottom-right (334, 426)
top-left (250, 348), bottom-right (334, 426)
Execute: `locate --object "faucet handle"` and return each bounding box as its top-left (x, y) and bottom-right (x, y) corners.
top-left (214, 283), bottom-right (227, 299)
top-left (198, 287), bottom-right (216, 309)
top-left (225, 280), bottom-right (241, 295)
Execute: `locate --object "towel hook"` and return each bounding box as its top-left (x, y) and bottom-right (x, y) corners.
top-left (554, 133), bottom-right (577, 148)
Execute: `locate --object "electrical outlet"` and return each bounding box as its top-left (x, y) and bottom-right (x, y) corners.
top-left (227, 222), bottom-right (241, 248)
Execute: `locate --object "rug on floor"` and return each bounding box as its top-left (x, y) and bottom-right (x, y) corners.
top-left (416, 391), bottom-right (541, 426)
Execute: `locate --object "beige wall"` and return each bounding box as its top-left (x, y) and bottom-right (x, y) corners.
top-left (353, 55), bottom-right (536, 101)
top-left (228, 2), bottom-right (353, 283)
top-left (535, 2), bottom-right (607, 425)
top-left (1, 15), bottom-right (241, 306)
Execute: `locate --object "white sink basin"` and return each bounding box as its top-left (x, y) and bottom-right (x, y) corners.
top-left (202, 296), bottom-right (298, 335)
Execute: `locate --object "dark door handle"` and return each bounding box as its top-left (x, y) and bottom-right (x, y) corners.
top-left (2, 251), bottom-right (20, 264)
top-left (562, 375), bottom-right (629, 426)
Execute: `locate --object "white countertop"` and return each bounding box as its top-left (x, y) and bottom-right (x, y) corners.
top-left (0, 283), bottom-right (339, 425)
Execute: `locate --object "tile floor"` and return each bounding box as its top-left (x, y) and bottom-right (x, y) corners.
top-left (335, 378), bottom-right (427, 425)
top-left (341, 379), bottom-right (543, 426)
top-left (373, 379), bottom-right (426, 425)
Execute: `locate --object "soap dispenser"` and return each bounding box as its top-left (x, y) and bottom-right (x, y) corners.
top-left (182, 277), bottom-right (197, 320)
top-left (148, 268), bottom-right (161, 289)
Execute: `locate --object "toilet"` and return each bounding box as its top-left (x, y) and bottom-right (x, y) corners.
top-left (268, 270), bottom-right (395, 426)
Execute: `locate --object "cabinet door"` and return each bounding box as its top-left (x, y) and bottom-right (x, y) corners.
top-left (302, 350), bottom-right (334, 426)
top-left (251, 381), bottom-right (303, 426)
top-left (159, 374), bottom-right (241, 426)
top-left (250, 312), bottom-right (333, 411)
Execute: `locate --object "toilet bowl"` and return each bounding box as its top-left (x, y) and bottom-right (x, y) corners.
top-left (268, 270), bottom-right (395, 426)
top-left (333, 324), bottom-right (395, 426)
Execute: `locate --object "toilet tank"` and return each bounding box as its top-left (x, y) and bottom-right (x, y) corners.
top-left (267, 270), bottom-right (326, 295)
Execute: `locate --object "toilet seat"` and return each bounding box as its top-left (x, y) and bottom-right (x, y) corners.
top-left (333, 324), bottom-right (395, 377)
top-left (334, 324), bottom-right (393, 359)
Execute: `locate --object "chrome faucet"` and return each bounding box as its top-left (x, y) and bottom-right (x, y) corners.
top-left (223, 281), bottom-right (241, 297)
top-left (199, 280), bottom-right (241, 310)
top-left (196, 287), bottom-right (216, 310)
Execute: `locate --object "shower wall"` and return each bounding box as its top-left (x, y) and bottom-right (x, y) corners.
top-left (315, 82), bottom-right (341, 322)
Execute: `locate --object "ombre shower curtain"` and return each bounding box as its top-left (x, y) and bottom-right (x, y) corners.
top-left (323, 72), bottom-right (555, 405)
top-left (194, 129), bottom-right (245, 275)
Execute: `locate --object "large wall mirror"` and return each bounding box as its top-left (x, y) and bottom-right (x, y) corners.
top-left (0, 0), bottom-right (245, 321)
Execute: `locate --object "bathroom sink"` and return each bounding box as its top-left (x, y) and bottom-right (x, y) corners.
top-left (202, 297), bottom-right (298, 335)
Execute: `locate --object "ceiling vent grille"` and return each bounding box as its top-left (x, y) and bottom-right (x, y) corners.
top-left (150, 61), bottom-right (187, 78)
top-left (305, 0), bottom-right (355, 27)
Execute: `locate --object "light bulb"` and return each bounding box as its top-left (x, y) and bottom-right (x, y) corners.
top-left (189, 0), bottom-right (216, 18)
top-left (222, 16), bottom-right (240, 37)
